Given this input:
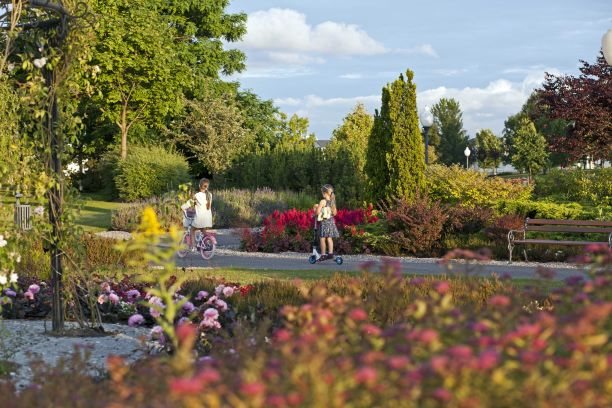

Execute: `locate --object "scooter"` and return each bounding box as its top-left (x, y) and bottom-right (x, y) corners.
top-left (308, 216), bottom-right (343, 265)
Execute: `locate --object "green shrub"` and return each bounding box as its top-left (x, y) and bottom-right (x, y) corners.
top-left (534, 168), bottom-right (612, 205)
top-left (81, 234), bottom-right (128, 269)
top-left (425, 164), bottom-right (532, 207)
top-left (114, 146), bottom-right (190, 201)
top-left (214, 188), bottom-right (317, 228)
top-left (496, 199), bottom-right (584, 219)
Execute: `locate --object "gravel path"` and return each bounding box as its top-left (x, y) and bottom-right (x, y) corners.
top-left (0, 320), bottom-right (149, 390)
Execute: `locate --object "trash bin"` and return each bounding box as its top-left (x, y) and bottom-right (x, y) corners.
top-left (14, 204), bottom-right (32, 231)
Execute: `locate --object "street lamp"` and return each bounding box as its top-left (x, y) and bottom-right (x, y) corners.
top-left (419, 105), bottom-right (434, 164)
top-left (602, 29), bottom-right (612, 65)
top-left (464, 146), bottom-right (471, 169)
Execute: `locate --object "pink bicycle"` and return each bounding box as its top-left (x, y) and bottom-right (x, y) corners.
top-left (177, 212), bottom-right (216, 260)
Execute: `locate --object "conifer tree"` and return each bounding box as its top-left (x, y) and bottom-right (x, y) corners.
top-left (366, 70), bottom-right (425, 201)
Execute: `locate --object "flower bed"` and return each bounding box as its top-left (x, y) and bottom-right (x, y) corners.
top-left (1, 246), bottom-right (609, 406)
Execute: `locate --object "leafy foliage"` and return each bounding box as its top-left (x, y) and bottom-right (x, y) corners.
top-left (536, 53), bottom-right (612, 161)
top-left (534, 168), bottom-right (612, 206)
top-left (475, 129), bottom-right (503, 173)
top-left (511, 118), bottom-right (549, 182)
top-left (424, 164), bottom-right (532, 207)
top-left (113, 146), bottom-right (191, 201)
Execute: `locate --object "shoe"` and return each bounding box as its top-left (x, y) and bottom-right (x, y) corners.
top-left (316, 254), bottom-right (327, 263)
top-left (190, 247), bottom-right (197, 253)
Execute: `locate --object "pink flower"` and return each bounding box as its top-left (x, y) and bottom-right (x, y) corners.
top-left (203, 308), bottom-right (219, 320)
top-left (24, 291), bottom-right (34, 300)
top-left (274, 329), bottom-right (292, 342)
top-left (429, 355), bottom-right (449, 373)
top-left (215, 285), bottom-right (225, 296)
top-left (354, 366), bottom-right (378, 384)
top-left (100, 282), bottom-right (111, 293)
top-left (170, 378), bottom-right (203, 395)
top-left (388, 356), bottom-right (410, 370)
top-left (349, 308), bottom-right (368, 321)
top-left (150, 325), bottom-right (163, 338)
top-left (432, 388), bottom-right (452, 402)
top-left (222, 286), bottom-right (235, 297)
top-left (215, 299), bottom-right (228, 312)
top-left (97, 294), bottom-right (107, 304)
top-left (435, 281), bottom-right (450, 295)
top-left (196, 368), bottom-right (221, 384)
top-left (362, 324), bottom-right (382, 336)
top-left (419, 329), bottom-right (439, 345)
top-left (109, 293), bottom-right (120, 305)
top-left (200, 318), bottom-right (221, 329)
top-left (447, 345), bottom-right (473, 360)
top-left (195, 291), bottom-right (209, 301)
top-left (28, 284), bottom-right (40, 295)
top-left (477, 350), bottom-right (499, 370)
top-left (488, 295), bottom-right (511, 307)
top-left (241, 381), bottom-right (265, 396)
top-left (128, 314), bottom-right (145, 327)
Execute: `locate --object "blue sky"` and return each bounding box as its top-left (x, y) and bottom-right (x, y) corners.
top-left (226, 0), bottom-right (611, 140)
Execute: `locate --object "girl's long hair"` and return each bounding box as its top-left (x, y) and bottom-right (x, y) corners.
top-left (322, 184), bottom-right (337, 215)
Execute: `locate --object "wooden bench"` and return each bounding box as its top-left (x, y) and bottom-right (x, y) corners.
top-left (507, 218), bottom-right (612, 263)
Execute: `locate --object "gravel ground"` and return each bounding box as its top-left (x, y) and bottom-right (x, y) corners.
top-left (0, 320), bottom-right (149, 390)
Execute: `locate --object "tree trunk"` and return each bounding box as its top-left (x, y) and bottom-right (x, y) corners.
top-left (120, 101), bottom-right (128, 159)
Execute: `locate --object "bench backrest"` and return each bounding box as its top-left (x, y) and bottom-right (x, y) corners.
top-left (525, 218), bottom-right (612, 234)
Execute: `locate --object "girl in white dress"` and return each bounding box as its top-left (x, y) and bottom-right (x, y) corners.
top-left (182, 178), bottom-right (213, 251)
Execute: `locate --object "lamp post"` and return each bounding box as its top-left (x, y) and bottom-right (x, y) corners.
top-left (419, 105), bottom-right (434, 164)
top-left (602, 29), bottom-right (612, 65)
top-left (464, 146), bottom-right (471, 169)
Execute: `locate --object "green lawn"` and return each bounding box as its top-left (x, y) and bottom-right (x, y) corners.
top-left (76, 193), bottom-right (124, 232)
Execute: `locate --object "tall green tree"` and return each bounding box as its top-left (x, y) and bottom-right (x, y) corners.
top-left (171, 92), bottom-right (249, 176)
top-left (365, 70), bottom-right (425, 201)
top-left (475, 129), bottom-right (503, 174)
top-left (327, 103), bottom-right (374, 205)
top-left (431, 98), bottom-right (469, 165)
top-left (511, 118), bottom-right (549, 183)
top-left (84, 0), bottom-right (247, 159)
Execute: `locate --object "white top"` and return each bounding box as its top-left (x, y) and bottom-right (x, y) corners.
top-left (181, 191), bottom-right (213, 228)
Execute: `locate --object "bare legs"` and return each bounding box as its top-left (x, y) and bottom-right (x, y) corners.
top-left (319, 237), bottom-right (334, 258)
top-left (190, 228), bottom-right (206, 250)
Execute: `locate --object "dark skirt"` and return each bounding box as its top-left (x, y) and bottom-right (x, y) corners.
top-left (319, 218), bottom-right (340, 238)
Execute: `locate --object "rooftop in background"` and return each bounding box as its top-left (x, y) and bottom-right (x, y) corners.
top-left (315, 139), bottom-right (330, 149)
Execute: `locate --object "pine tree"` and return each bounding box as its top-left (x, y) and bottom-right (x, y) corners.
top-left (432, 98), bottom-right (469, 165)
top-left (365, 70), bottom-right (425, 201)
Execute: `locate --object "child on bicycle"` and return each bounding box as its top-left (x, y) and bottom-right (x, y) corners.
top-left (315, 184), bottom-right (339, 261)
top-left (181, 178), bottom-right (213, 251)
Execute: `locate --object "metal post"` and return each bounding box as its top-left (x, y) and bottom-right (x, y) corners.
top-left (466, 156), bottom-right (469, 169)
top-left (423, 126), bottom-right (430, 165)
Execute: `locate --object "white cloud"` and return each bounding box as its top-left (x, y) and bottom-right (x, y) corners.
top-left (267, 52), bottom-right (325, 65)
top-left (395, 44), bottom-right (439, 58)
top-left (242, 8), bottom-right (386, 56)
top-left (274, 69), bottom-right (557, 138)
top-left (339, 73), bottom-right (364, 79)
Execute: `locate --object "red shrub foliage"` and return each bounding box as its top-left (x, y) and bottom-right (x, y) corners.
top-left (485, 214), bottom-right (525, 242)
top-left (384, 195), bottom-right (448, 256)
top-left (444, 205), bottom-right (494, 234)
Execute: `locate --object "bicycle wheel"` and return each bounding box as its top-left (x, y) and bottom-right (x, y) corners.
top-left (177, 232), bottom-right (191, 258)
top-left (199, 235), bottom-right (215, 260)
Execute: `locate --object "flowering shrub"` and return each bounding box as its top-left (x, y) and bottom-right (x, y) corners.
top-left (242, 206), bottom-right (378, 253)
top-left (2, 248), bottom-right (610, 406)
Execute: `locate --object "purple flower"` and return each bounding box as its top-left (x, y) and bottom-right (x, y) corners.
top-left (100, 282), bottom-right (111, 294)
top-left (4, 289), bottom-right (16, 297)
top-left (222, 286), bottom-right (235, 297)
top-left (126, 289), bottom-right (141, 302)
top-left (150, 325), bottom-right (163, 338)
top-left (28, 284), bottom-right (41, 295)
top-left (215, 299), bottom-right (228, 312)
top-left (215, 285), bottom-right (225, 296)
top-left (178, 317), bottom-right (191, 325)
top-left (195, 291), bottom-right (209, 301)
top-left (128, 314), bottom-right (145, 327)
top-left (109, 293), bottom-right (120, 305)
top-left (182, 301), bottom-right (196, 314)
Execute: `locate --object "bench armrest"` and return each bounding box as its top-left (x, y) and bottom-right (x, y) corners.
top-left (508, 229), bottom-right (525, 244)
